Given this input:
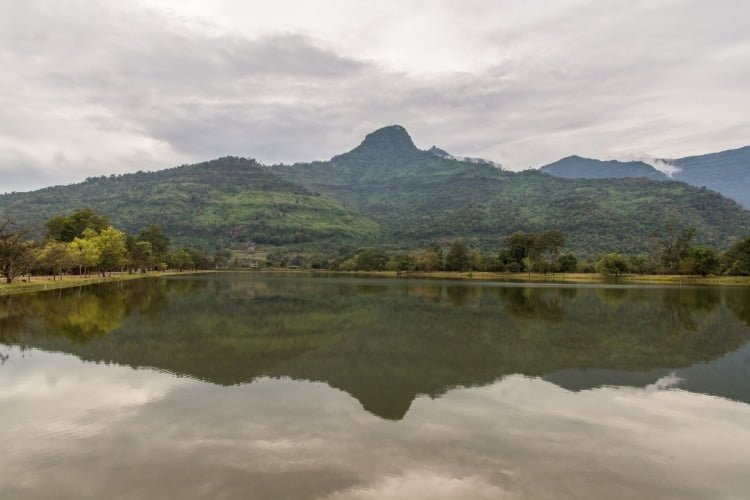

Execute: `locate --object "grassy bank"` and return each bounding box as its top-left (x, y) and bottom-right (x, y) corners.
top-left (0, 271), bottom-right (205, 297)
top-left (292, 270), bottom-right (750, 287)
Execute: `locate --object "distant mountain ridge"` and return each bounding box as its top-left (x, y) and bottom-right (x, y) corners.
top-left (540, 146), bottom-right (750, 208)
top-left (540, 156), bottom-right (668, 181)
top-left (670, 145), bottom-right (750, 208)
top-left (1, 125), bottom-right (748, 255)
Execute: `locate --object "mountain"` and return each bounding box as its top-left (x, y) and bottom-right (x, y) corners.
top-left (540, 155), bottom-right (668, 180)
top-left (0, 157), bottom-right (379, 249)
top-left (539, 146), bottom-right (750, 209)
top-left (276, 126), bottom-right (749, 255)
top-left (1, 125), bottom-right (749, 256)
top-left (670, 146), bottom-right (750, 209)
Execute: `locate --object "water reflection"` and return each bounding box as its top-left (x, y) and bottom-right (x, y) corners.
top-left (1, 349), bottom-right (749, 499)
top-left (2, 274), bottom-right (750, 498)
top-left (2, 274), bottom-right (750, 419)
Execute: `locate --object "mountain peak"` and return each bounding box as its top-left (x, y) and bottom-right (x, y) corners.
top-left (353, 125), bottom-right (418, 154)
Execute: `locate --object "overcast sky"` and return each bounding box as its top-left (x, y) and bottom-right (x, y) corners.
top-left (1, 0), bottom-right (749, 192)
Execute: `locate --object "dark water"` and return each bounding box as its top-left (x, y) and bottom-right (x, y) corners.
top-left (1, 273), bottom-right (750, 499)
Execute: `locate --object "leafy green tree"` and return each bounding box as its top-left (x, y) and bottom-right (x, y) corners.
top-left (354, 250), bottom-right (387, 271)
top-left (681, 247), bottom-right (719, 276)
top-left (69, 235), bottom-right (101, 276)
top-left (558, 253), bottom-right (578, 273)
top-left (46, 209), bottom-right (110, 243)
top-left (93, 227), bottom-right (127, 276)
top-left (653, 222), bottom-right (696, 274)
top-left (138, 225), bottom-right (170, 260)
top-left (168, 249), bottom-right (195, 271)
top-left (445, 240), bottom-right (471, 271)
top-left (35, 241), bottom-right (75, 280)
top-left (0, 218), bottom-right (36, 284)
top-left (415, 249), bottom-right (442, 271)
top-left (535, 229), bottom-right (565, 272)
top-left (130, 241), bottom-right (154, 272)
top-left (596, 253), bottom-right (629, 278)
top-left (627, 255), bottom-right (651, 275)
top-left (722, 237), bottom-right (750, 275)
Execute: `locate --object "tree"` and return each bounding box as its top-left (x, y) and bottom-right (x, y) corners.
top-left (445, 240), bottom-right (471, 271)
top-left (653, 222), bottom-right (696, 274)
top-left (0, 219), bottom-right (36, 284)
top-left (35, 241), bottom-right (75, 280)
top-left (354, 250), bottom-right (387, 271)
top-left (93, 227), bottom-right (127, 276)
top-left (558, 253), bottom-right (578, 273)
top-left (535, 229), bottom-right (565, 273)
top-left (138, 225), bottom-right (170, 260)
top-left (722, 237), bottom-right (750, 275)
top-left (168, 249), bottom-right (195, 271)
top-left (596, 253), bottom-right (629, 278)
top-left (415, 248), bottom-right (442, 271)
top-left (681, 247), bottom-right (719, 276)
top-left (69, 235), bottom-right (101, 276)
top-left (46, 209), bottom-right (110, 242)
top-left (129, 241), bottom-right (154, 272)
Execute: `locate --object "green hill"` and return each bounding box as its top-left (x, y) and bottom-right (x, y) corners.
top-left (276, 126), bottom-right (750, 255)
top-left (1, 126), bottom-right (748, 256)
top-left (0, 157), bottom-right (379, 249)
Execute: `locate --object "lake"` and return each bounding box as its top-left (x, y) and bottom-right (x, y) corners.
top-left (1, 272), bottom-right (750, 499)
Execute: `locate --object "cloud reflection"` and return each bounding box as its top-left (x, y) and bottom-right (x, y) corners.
top-left (1, 348), bottom-right (749, 499)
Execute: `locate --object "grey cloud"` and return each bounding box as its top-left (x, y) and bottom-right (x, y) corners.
top-left (0, 0), bottom-right (749, 191)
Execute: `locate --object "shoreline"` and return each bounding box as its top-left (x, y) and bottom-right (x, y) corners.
top-left (259, 269), bottom-right (750, 287)
top-left (0, 271), bottom-right (207, 297)
top-left (3, 269), bottom-right (749, 296)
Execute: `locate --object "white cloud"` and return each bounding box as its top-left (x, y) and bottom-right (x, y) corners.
top-left (1, 0), bottom-right (749, 192)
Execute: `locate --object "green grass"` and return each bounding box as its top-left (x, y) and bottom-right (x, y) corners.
top-left (0, 271), bottom-right (206, 296)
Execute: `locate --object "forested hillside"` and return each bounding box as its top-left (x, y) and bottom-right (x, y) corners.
top-left (540, 156), bottom-right (667, 180)
top-left (1, 126), bottom-right (749, 256)
top-left (276, 126), bottom-right (750, 255)
top-left (0, 157), bottom-right (379, 250)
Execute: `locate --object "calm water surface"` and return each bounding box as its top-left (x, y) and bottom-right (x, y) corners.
top-left (1, 273), bottom-right (750, 499)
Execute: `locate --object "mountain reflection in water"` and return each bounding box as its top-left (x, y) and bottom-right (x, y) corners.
top-left (1, 273), bottom-right (750, 498)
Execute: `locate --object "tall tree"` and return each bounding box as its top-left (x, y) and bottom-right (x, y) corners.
top-left (93, 227), bottom-right (127, 276)
top-left (69, 235), bottom-right (101, 276)
top-left (652, 221), bottom-right (696, 274)
top-left (138, 225), bottom-right (170, 260)
top-left (445, 240), bottom-right (471, 272)
top-left (0, 218), bottom-right (35, 284)
top-left (36, 241), bottom-right (75, 280)
top-left (722, 236), bottom-right (750, 275)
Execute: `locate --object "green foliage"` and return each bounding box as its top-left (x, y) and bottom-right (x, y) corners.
top-left (682, 247), bottom-right (719, 276)
top-left (445, 240), bottom-right (471, 271)
top-left (138, 225), bottom-right (170, 259)
top-left (0, 218), bottom-right (36, 283)
top-left (45, 208), bottom-right (110, 242)
top-left (93, 227), bottom-right (127, 273)
top-left (1, 129), bottom-right (749, 258)
top-left (559, 253), bottom-right (578, 273)
top-left (35, 241), bottom-right (75, 278)
top-left (596, 253), bottom-right (629, 278)
top-left (722, 237), bottom-right (750, 275)
top-left (0, 157), bottom-right (378, 251)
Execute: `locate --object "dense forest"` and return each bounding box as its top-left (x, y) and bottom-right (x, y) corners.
top-left (1, 126), bottom-right (749, 261)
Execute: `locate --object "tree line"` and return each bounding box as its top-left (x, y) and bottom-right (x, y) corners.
top-left (0, 209), bottom-right (215, 284)
top-left (270, 226), bottom-right (750, 277)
